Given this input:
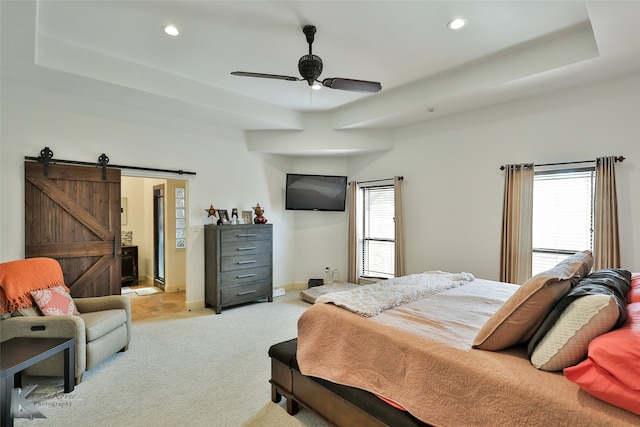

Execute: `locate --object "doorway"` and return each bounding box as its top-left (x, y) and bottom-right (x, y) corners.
top-left (120, 176), bottom-right (187, 300)
top-left (153, 185), bottom-right (165, 290)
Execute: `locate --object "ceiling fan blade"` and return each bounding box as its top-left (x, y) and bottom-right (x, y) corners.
top-left (321, 78), bottom-right (382, 93)
top-left (231, 71), bottom-right (300, 81)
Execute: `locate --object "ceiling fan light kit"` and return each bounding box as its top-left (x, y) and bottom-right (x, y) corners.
top-left (231, 25), bottom-right (381, 94)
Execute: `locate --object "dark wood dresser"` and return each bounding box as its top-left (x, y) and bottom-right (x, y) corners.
top-left (121, 245), bottom-right (138, 285)
top-left (204, 223), bottom-right (273, 313)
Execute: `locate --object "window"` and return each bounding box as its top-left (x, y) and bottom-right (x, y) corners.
top-left (360, 184), bottom-right (395, 279)
top-left (532, 168), bottom-right (595, 274)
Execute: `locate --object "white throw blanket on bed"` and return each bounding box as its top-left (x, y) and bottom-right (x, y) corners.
top-left (315, 270), bottom-right (475, 317)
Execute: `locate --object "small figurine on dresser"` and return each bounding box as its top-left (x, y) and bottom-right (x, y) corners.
top-left (204, 204), bottom-right (217, 224)
top-left (253, 203), bottom-right (268, 224)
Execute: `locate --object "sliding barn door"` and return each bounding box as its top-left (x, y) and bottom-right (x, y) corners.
top-left (24, 161), bottom-right (122, 297)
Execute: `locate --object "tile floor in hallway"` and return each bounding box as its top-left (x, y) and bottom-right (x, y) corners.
top-left (123, 282), bottom-right (186, 321)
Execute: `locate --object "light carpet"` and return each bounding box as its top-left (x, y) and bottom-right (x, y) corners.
top-left (15, 291), bottom-right (327, 427)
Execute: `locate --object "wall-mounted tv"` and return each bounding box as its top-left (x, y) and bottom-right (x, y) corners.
top-left (285, 173), bottom-right (348, 212)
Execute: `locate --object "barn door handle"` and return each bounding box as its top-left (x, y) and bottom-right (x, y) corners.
top-left (114, 237), bottom-right (117, 259)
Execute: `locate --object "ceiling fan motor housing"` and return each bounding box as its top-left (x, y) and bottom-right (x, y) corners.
top-left (298, 54), bottom-right (323, 85)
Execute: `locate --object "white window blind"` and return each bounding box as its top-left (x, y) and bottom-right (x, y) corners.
top-left (532, 169), bottom-right (594, 274)
top-left (361, 185), bottom-right (395, 278)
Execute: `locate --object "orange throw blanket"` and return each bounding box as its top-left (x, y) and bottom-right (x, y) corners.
top-left (0, 257), bottom-right (68, 314)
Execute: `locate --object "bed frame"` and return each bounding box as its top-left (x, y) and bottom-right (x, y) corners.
top-left (269, 338), bottom-right (428, 427)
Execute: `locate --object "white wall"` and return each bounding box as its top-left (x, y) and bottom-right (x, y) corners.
top-left (121, 177), bottom-right (148, 277)
top-left (2, 71), bottom-right (639, 309)
top-left (0, 79), bottom-right (295, 309)
top-left (343, 72), bottom-right (640, 279)
top-left (287, 156), bottom-right (350, 284)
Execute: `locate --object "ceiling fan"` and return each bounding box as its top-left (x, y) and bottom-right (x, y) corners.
top-left (231, 25), bottom-right (382, 94)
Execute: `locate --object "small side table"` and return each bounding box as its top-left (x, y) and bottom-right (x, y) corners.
top-left (1, 337), bottom-right (75, 427)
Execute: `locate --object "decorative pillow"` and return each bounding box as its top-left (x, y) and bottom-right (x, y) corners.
top-left (630, 273), bottom-right (640, 303)
top-left (30, 285), bottom-right (80, 316)
top-left (473, 250), bottom-right (593, 351)
top-left (564, 302), bottom-right (640, 415)
top-left (530, 294), bottom-right (619, 371)
top-left (528, 268), bottom-right (631, 357)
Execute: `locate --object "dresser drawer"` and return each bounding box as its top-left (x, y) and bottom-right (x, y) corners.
top-left (220, 266), bottom-right (271, 287)
top-left (221, 253), bottom-right (271, 272)
top-left (220, 227), bottom-right (271, 243)
top-left (221, 282), bottom-right (271, 306)
top-left (221, 240), bottom-right (271, 257)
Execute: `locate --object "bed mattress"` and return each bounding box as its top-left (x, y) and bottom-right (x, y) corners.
top-left (297, 278), bottom-right (640, 426)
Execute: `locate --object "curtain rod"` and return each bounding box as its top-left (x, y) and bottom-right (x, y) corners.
top-left (25, 147), bottom-right (196, 177)
top-left (351, 176), bottom-right (404, 184)
top-left (499, 156), bottom-right (624, 170)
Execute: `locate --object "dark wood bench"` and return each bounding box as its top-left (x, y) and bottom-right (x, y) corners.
top-left (269, 338), bottom-right (429, 427)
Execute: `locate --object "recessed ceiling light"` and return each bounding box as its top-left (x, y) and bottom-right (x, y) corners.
top-left (448, 18), bottom-right (467, 30)
top-left (163, 25), bottom-right (180, 36)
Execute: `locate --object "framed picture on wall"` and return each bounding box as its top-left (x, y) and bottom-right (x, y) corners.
top-left (217, 209), bottom-right (230, 224)
top-left (242, 210), bottom-right (253, 225)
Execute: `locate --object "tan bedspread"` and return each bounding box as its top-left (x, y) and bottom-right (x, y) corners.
top-left (297, 278), bottom-right (640, 426)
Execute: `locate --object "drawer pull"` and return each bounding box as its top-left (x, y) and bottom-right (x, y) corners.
top-left (237, 247), bottom-right (257, 251)
top-left (237, 233), bottom-right (257, 237)
top-left (237, 260), bottom-right (257, 265)
top-left (237, 290), bottom-right (257, 296)
top-left (237, 273), bottom-right (256, 278)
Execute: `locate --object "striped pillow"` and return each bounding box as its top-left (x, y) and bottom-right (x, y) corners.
top-left (530, 294), bottom-right (619, 371)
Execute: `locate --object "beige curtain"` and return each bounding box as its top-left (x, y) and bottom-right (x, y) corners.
top-left (394, 176), bottom-right (406, 277)
top-left (500, 164), bottom-right (534, 284)
top-left (594, 156), bottom-right (620, 269)
top-left (347, 181), bottom-right (358, 283)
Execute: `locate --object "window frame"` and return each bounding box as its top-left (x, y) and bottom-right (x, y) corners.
top-left (358, 181), bottom-right (395, 280)
top-left (531, 166), bottom-right (595, 274)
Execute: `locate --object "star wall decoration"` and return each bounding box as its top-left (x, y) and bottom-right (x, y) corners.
top-left (205, 205), bottom-right (217, 217)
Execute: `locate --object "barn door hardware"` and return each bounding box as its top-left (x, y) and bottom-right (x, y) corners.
top-left (98, 153), bottom-right (110, 181)
top-left (25, 147), bottom-right (197, 178)
top-left (38, 147), bottom-right (54, 176)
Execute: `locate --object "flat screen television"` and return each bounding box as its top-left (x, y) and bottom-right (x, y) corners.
top-left (285, 173), bottom-right (348, 211)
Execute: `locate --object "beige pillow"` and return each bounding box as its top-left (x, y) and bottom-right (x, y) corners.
top-left (473, 250), bottom-right (593, 351)
top-left (530, 294), bottom-right (619, 371)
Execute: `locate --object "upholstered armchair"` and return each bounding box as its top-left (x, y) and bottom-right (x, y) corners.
top-left (0, 258), bottom-right (131, 384)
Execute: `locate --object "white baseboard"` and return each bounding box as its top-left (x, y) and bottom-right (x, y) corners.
top-left (164, 284), bottom-right (185, 293)
top-left (186, 299), bottom-right (206, 311)
top-left (275, 282), bottom-right (308, 290)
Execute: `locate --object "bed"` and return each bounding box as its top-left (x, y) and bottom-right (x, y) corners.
top-left (286, 252), bottom-right (640, 426)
